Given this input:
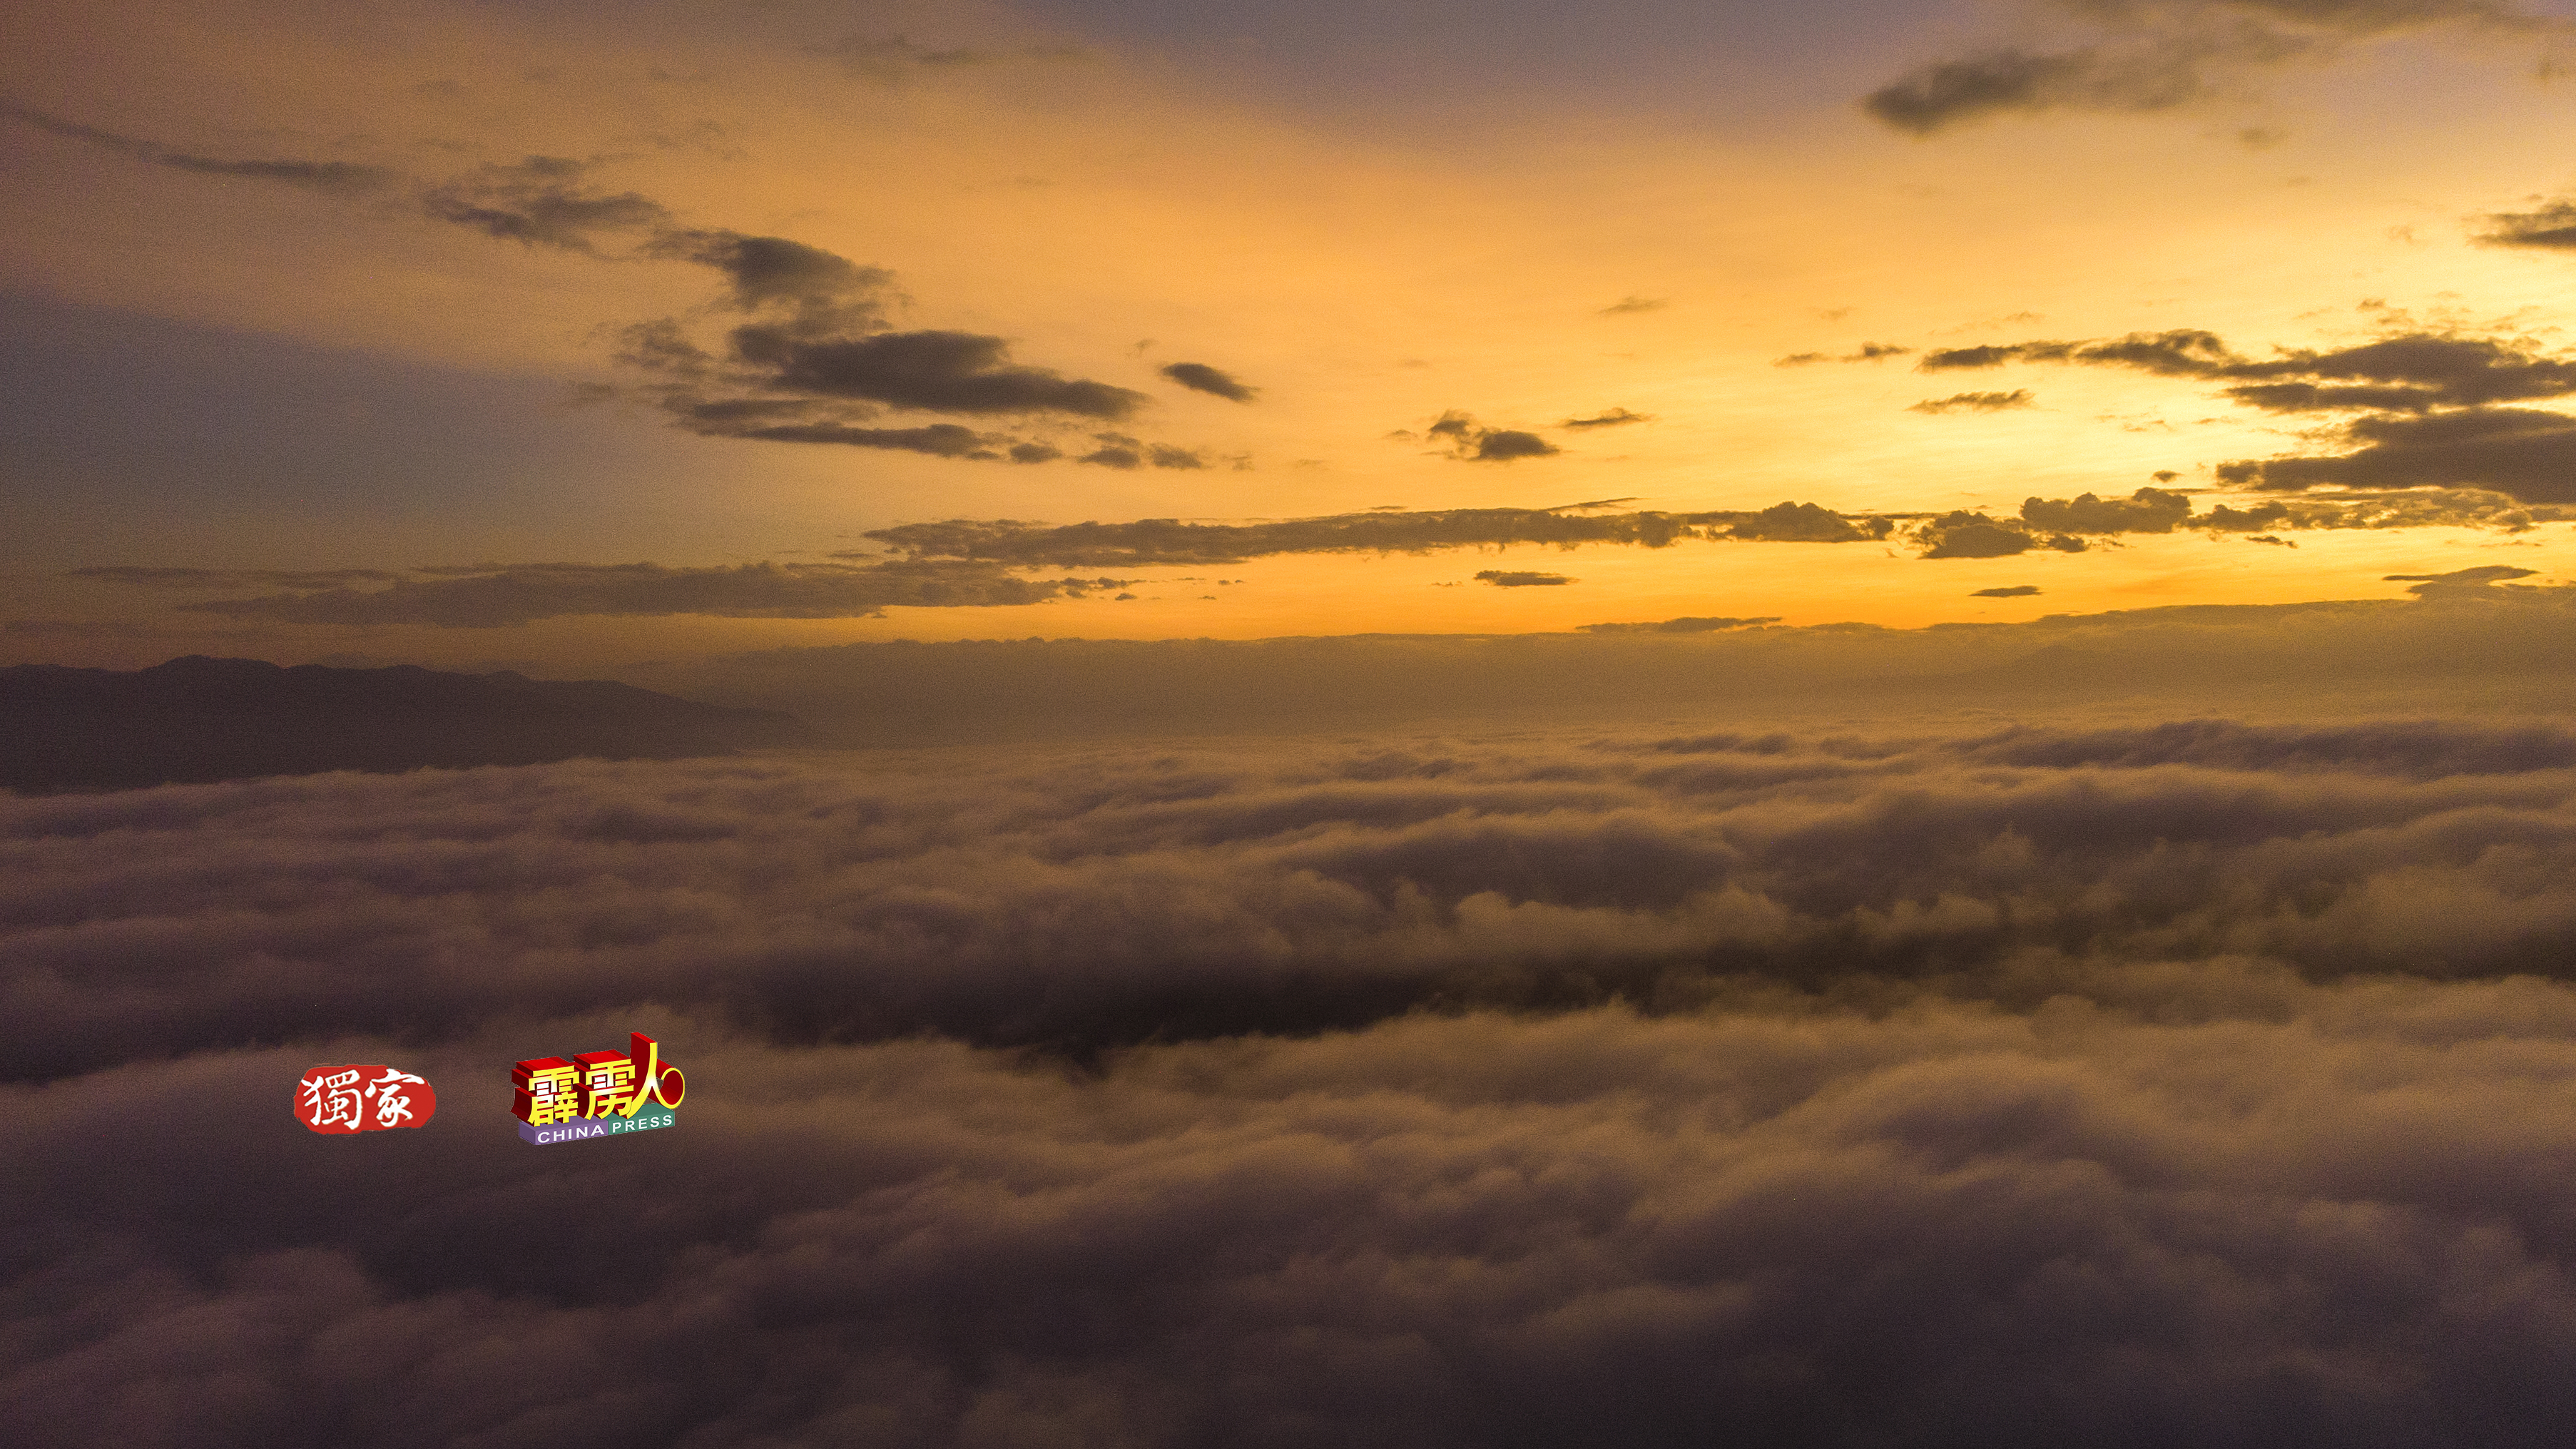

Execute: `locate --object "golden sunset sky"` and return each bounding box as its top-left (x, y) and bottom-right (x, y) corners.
top-left (9, 0), bottom-right (2576, 670)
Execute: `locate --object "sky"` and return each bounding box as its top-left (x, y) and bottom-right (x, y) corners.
top-left (11, 0), bottom-right (2576, 670)
top-left (25, 6), bottom-right (2576, 1445)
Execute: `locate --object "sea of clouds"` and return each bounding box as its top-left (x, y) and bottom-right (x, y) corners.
top-left (13, 720), bottom-right (2576, 1445)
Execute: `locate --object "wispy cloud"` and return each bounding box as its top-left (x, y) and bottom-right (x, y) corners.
top-left (1597, 294), bottom-right (1668, 315)
top-left (1862, 0), bottom-right (2555, 135)
top-left (168, 560), bottom-right (1131, 627)
top-left (1910, 389), bottom-right (2035, 414)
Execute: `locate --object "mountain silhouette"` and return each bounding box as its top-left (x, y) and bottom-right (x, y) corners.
top-left (1, 656), bottom-right (808, 792)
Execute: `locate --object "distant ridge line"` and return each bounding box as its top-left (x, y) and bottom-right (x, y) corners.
top-left (0, 656), bottom-right (808, 793)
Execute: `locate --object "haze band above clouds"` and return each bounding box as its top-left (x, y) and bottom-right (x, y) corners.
top-left (51, 494), bottom-right (2554, 630)
top-left (16, 714), bottom-right (2576, 1444)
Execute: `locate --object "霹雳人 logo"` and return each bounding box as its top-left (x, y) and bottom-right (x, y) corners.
top-left (513, 1032), bottom-right (686, 1145)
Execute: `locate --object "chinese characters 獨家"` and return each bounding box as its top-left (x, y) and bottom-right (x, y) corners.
top-left (295, 1064), bottom-right (437, 1134)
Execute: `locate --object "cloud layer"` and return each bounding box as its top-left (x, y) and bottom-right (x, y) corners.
top-left (16, 716), bottom-right (2576, 1079)
top-left (16, 717), bottom-right (2576, 1443)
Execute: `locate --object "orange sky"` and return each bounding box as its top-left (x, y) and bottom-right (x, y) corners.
top-left (7, 0), bottom-right (2576, 668)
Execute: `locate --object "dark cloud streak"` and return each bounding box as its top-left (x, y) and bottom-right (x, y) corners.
top-left (2020, 486), bottom-right (2192, 534)
top-left (860, 503), bottom-right (1898, 567)
top-left (1561, 407), bottom-right (1654, 429)
top-left (1861, 0), bottom-right (2539, 134)
top-left (1777, 342), bottom-right (1912, 365)
top-left (726, 329), bottom-right (1146, 419)
top-left (1159, 362), bottom-right (1258, 402)
top-left (1579, 615), bottom-right (1781, 633)
top-left (2478, 198), bottom-right (2576, 250)
top-left (2219, 407), bottom-right (2576, 500)
top-left (1422, 411), bottom-right (1561, 462)
top-left (1914, 511), bottom-right (2087, 559)
top-left (817, 34), bottom-right (1089, 81)
top-left (1865, 46), bottom-right (2200, 135)
top-left (419, 156), bottom-right (673, 253)
top-left (1, 101), bottom-right (396, 195)
top-left (1910, 389), bottom-right (2035, 414)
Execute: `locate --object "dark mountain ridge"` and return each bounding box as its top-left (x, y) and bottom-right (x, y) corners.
top-left (1, 656), bottom-right (806, 792)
